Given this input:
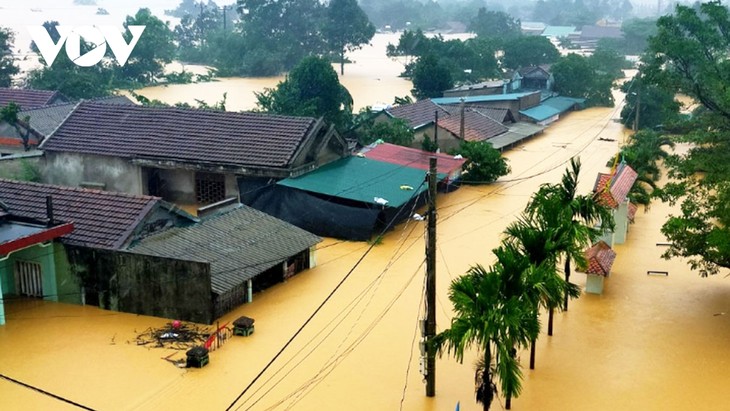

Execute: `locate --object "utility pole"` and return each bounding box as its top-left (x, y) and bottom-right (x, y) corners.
top-left (425, 156), bottom-right (437, 397)
top-left (459, 97), bottom-right (465, 140)
top-left (633, 88), bottom-right (641, 132)
top-left (222, 5), bottom-right (227, 31)
top-left (433, 110), bottom-right (439, 151)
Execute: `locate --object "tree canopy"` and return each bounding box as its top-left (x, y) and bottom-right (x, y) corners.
top-left (410, 53), bottom-right (453, 99)
top-left (116, 8), bottom-right (176, 84)
top-left (323, 0), bottom-right (375, 75)
top-left (468, 8), bottom-right (521, 41)
top-left (0, 27), bottom-right (18, 87)
top-left (255, 56), bottom-right (353, 130)
top-left (641, 1), bottom-right (730, 275)
top-left (501, 36), bottom-right (560, 70)
top-left (551, 53), bottom-right (616, 107)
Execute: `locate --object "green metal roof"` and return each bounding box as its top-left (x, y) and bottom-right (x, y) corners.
top-left (278, 157), bottom-right (444, 208)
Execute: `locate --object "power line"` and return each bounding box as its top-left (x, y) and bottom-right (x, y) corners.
top-left (224, 181), bottom-right (426, 411)
top-left (0, 373), bottom-right (97, 411)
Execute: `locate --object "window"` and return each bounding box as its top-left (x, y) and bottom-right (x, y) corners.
top-left (195, 172), bottom-right (226, 205)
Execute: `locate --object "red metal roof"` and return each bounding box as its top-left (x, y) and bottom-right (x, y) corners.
top-left (0, 222), bottom-right (74, 256)
top-left (582, 241), bottom-right (617, 276)
top-left (361, 143), bottom-right (466, 175)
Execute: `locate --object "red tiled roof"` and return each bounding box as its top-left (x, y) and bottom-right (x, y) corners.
top-left (582, 241), bottom-right (617, 276)
top-left (439, 109), bottom-right (508, 142)
top-left (41, 102), bottom-right (320, 168)
top-left (0, 179), bottom-right (159, 249)
top-left (610, 163), bottom-right (638, 205)
top-left (386, 99), bottom-right (451, 129)
top-left (0, 88), bottom-right (64, 110)
top-left (361, 143), bottom-right (466, 174)
top-left (628, 202), bottom-right (638, 222)
top-left (593, 173), bottom-right (616, 208)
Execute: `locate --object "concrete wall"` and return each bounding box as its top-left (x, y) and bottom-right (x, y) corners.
top-left (54, 243), bottom-right (82, 305)
top-left (66, 246), bottom-right (213, 324)
top-left (43, 152), bottom-right (143, 194)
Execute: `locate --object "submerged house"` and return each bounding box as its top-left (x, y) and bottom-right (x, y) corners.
top-left (579, 240), bottom-right (617, 295)
top-left (40, 102), bottom-right (348, 213)
top-left (131, 203), bottom-right (322, 320)
top-left (593, 163), bottom-right (639, 246)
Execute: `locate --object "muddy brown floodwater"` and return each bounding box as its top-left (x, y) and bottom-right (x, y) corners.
top-left (3, 89), bottom-right (730, 411)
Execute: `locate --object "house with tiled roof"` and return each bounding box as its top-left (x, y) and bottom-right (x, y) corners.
top-left (578, 240), bottom-right (617, 294)
top-left (0, 201), bottom-right (74, 325)
top-left (0, 179), bottom-right (200, 324)
top-left (437, 109), bottom-right (509, 150)
top-left (592, 163), bottom-right (639, 245)
top-left (131, 203), bottom-right (322, 320)
top-left (0, 88), bottom-right (68, 110)
top-left (511, 65), bottom-right (554, 92)
top-left (40, 102), bottom-right (349, 213)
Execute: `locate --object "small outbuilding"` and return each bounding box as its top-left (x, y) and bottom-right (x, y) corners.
top-left (579, 241), bottom-right (617, 294)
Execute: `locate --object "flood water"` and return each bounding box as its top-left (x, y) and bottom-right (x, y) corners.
top-left (2, 87), bottom-right (730, 410)
top-left (130, 32), bottom-right (425, 111)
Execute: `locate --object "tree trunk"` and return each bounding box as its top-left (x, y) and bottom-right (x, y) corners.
top-left (548, 307), bottom-right (554, 336)
top-left (564, 256), bottom-right (571, 311)
top-left (506, 395), bottom-right (512, 410)
top-left (340, 49), bottom-right (345, 75)
top-left (529, 338), bottom-right (536, 369)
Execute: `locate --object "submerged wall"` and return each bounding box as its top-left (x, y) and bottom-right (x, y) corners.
top-left (66, 246), bottom-right (213, 324)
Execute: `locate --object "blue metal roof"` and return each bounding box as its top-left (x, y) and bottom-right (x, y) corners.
top-left (519, 96), bottom-right (586, 122)
top-left (541, 26), bottom-right (577, 38)
top-left (431, 91), bottom-right (537, 105)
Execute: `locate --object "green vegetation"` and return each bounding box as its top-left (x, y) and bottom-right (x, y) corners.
top-left (0, 27), bottom-right (18, 87)
top-left (612, 131), bottom-right (674, 206)
top-left (640, 2), bottom-right (730, 276)
top-left (323, 0), bottom-right (375, 75)
top-left (0, 103), bottom-right (32, 150)
top-left (468, 8), bottom-right (521, 40)
top-left (501, 36), bottom-right (560, 70)
top-left (410, 54), bottom-right (453, 99)
top-left (619, 77), bottom-right (681, 131)
top-left (256, 56), bottom-right (353, 130)
top-left (531, 0), bottom-right (633, 26)
top-left (551, 53), bottom-right (616, 107)
top-left (451, 141), bottom-right (510, 183)
top-left (116, 8), bottom-right (176, 84)
top-left (436, 157), bottom-right (609, 410)
top-left (358, 118), bottom-right (415, 147)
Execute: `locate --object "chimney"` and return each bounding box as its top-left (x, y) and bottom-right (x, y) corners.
top-left (46, 195), bottom-right (54, 226)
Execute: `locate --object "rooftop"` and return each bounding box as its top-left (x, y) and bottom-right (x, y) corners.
top-left (0, 179), bottom-right (160, 249)
top-left (41, 102), bottom-right (322, 168)
top-left (431, 91), bottom-right (537, 105)
top-left (359, 142), bottom-right (466, 175)
top-left (384, 99), bottom-right (450, 129)
top-left (131, 205), bottom-right (321, 295)
top-left (438, 109), bottom-right (508, 142)
top-left (0, 88), bottom-right (66, 110)
top-left (582, 240), bottom-right (617, 276)
top-left (519, 96), bottom-right (585, 122)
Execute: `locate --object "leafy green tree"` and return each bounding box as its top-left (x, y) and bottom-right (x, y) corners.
top-left (612, 131), bottom-right (674, 206)
top-left (236, 0), bottom-right (324, 75)
top-left (501, 36), bottom-right (560, 70)
top-left (469, 8), bottom-right (521, 41)
top-left (619, 78), bottom-right (681, 131)
top-left (359, 118), bottom-right (414, 147)
top-left (620, 17), bottom-right (658, 55)
top-left (256, 56), bottom-right (353, 130)
top-left (451, 141), bottom-right (510, 183)
top-left (552, 53), bottom-right (615, 107)
top-left (0, 27), bottom-right (18, 87)
top-left (0, 103), bottom-right (32, 150)
top-left (26, 52), bottom-right (114, 99)
top-left (116, 8), bottom-right (176, 84)
top-left (411, 54), bottom-right (453, 99)
top-left (589, 45), bottom-right (628, 78)
top-left (323, 0), bottom-right (375, 75)
top-left (641, 2), bottom-right (730, 275)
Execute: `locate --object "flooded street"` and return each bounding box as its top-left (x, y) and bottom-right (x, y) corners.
top-left (2, 93), bottom-right (730, 411)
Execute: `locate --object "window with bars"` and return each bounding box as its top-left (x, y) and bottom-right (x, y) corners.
top-left (195, 172), bottom-right (226, 205)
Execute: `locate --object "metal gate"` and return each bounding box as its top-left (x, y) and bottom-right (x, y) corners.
top-left (14, 261), bottom-right (43, 297)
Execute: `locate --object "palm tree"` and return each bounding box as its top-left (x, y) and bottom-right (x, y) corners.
top-left (525, 158), bottom-right (613, 318)
top-left (504, 213), bottom-right (580, 369)
top-left (435, 244), bottom-right (540, 410)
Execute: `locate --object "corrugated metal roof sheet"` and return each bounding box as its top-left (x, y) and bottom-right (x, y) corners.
top-left (519, 96), bottom-right (585, 122)
top-left (541, 26), bottom-right (577, 37)
top-left (277, 157), bottom-right (444, 208)
top-left (360, 143), bottom-right (465, 175)
top-left (432, 91), bottom-right (536, 105)
top-left (131, 205), bottom-right (321, 295)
